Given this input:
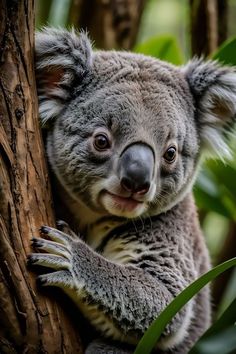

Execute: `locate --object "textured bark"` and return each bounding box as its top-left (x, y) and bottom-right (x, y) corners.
top-left (189, 0), bottom-right (228, 56)
top-left (69, 0), bottom-right (147, 50)
top-left (0, 1), bottom-right (82, 353)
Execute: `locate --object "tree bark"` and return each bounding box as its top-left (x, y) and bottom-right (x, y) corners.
top-left (69, 0), bottom-right (147, 50)
top-left (0, 1), bottom-right (82, 353)
top-left (189, 0), bottom-right (228, 56)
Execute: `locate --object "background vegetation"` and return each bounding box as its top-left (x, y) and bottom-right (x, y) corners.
top-left (35, 0), bottom-right (236, 351)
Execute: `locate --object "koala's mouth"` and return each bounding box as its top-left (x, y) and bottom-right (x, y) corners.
top-left (108, 192), bottom-right (142, 210)
top-left (100, 191), bottom-right (146, 218)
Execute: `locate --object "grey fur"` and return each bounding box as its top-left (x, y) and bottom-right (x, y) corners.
top-left (35, 28), bottom-right (92, 124)
top-left (29, 28), bottom-right (236, 353)
top-left (182, 58), bottom-right (236, 159)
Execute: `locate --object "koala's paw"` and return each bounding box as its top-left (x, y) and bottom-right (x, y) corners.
top-left (28, 226), bottom-right (79, 290)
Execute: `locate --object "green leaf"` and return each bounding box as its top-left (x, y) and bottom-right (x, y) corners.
top-left (134, 258), bottom-right (236, 354)
top-left (134, 35), bottom-right (184, 65)
top-left (190, 295), bottom-right (236, 354)
top-left (189, 326), bottom-right (236, 354)
top-left (206, 160), bottom-right (236, 202)
top-left (194, 160), bottom-right (236, 220)
top-left (218, 269), bottom-right (236, 317)
top-left (212, 37), bottom-right (236, 66)
top-left (194, 186), bottom-right (231, 219)
top-left (190, 297), bottom-right (236, 354)
top-left (194, 171), bottom-right (232, 218)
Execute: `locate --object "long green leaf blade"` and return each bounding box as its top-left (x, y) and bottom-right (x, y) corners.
top-left (134, 258), bottom-right (236, 354)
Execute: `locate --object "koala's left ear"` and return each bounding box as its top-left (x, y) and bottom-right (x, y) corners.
top-left (35, 28), bottom-right (93, 125)
top-left (182, 58), bottom-right (236, 159)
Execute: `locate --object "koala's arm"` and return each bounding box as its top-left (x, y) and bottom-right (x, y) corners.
top-left (30, 229), bottom-right (176, 328)
top-left (28, 196), bottom-right (204, 349)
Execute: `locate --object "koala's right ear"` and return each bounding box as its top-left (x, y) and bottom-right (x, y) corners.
top-left (182, 58), bottom-right (236, 160)
top-left (35, 28), bottom-right (93, 125)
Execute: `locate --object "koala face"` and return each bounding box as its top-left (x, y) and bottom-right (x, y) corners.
top-left (36, 29), bottom-right (236, 220)
top-left (46, 54), bottom-right (198, 218)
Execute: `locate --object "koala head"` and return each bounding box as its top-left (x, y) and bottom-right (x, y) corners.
top-left (35, 28), bottom-right (236, 220)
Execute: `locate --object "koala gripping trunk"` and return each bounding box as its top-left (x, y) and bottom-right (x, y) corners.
top-left (0, 1), bottom-right (82, 353)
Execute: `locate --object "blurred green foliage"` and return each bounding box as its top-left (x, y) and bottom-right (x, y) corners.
top-left (137, 0), bottom-right (189, 57)
top-left (212, 37), bottom-right (236, 65)
top-left (190, 296), bottom-right (236, 354)
top-left (134, 34), bottom-right (184, 65)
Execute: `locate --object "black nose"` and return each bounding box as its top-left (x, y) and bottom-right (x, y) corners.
top-left (118, 143), bottom-right (154, 195)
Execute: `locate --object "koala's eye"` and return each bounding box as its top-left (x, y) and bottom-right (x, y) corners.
top-left (164, 146), bottom-right (177, 163)
top-left (93, 133), bottom-right (111, 151)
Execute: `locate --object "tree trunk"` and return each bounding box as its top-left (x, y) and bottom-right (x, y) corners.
top-left (189, 0), bottom-right (228, 56)
top-left (0, 1), bottom-right (82, 353)
top-left (69, 0), bottom-right (147, 50)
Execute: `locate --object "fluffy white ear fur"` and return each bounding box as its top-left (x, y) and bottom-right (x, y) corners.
top-left (35, 28), bottom-right (93, 125)
top-left (182, 58), bottom-right (236, 160)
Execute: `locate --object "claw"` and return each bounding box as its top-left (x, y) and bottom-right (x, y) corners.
top-left (27, 254), bottom-right (36, 265)
top-left (27, 253), bottom-right (70, 270)
top-left (37, 270), bottom-right (75, 290)
top-left (56, 220), bottom-right (78, 239)
top-left (37, 275), bottom-right (47, 286)
top-left (40, 225), bottom-right (50, 235)
top-left (40, 226), bottom-right (75, 245)
top-left (31, 237), bottom-right (43, 248)
top-left (56, 220), bottom-right (69, 229)
top-left (31, 237), bottom-right (71, 258)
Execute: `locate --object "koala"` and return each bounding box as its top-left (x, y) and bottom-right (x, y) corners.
top-left (28, 28), bottom-right (236, 354)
